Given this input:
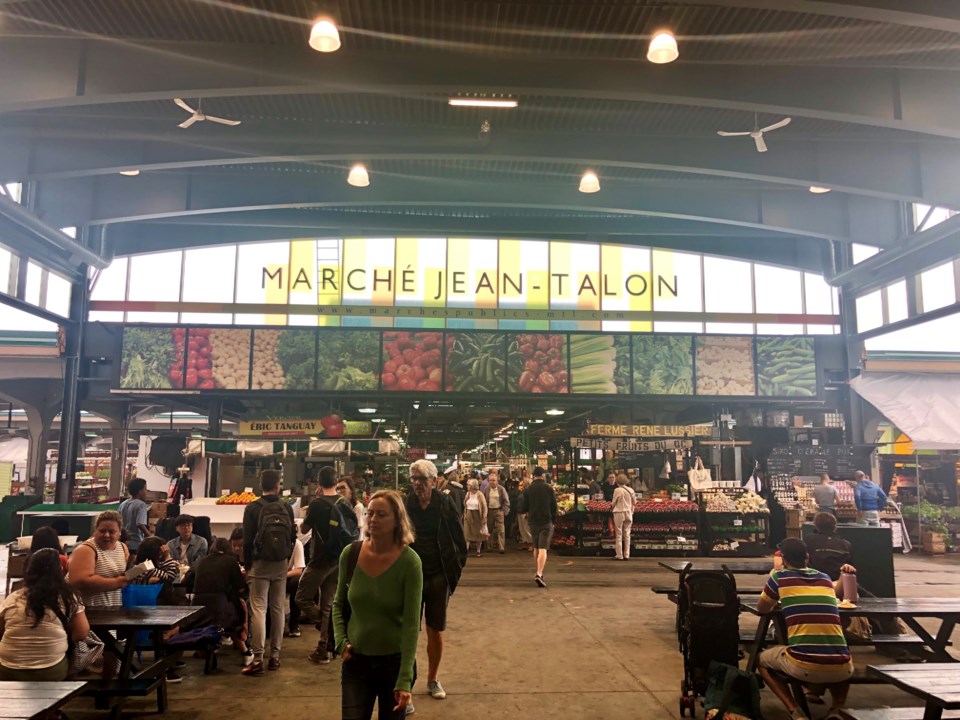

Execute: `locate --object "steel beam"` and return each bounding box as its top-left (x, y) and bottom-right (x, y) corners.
top-left (34, 171), bottom-right (901, 245)
top-left (1, 39), bottom-right (960, 138)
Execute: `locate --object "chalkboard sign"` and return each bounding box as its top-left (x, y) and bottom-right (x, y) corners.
top-left (765, 445), bottom-right (872, 480)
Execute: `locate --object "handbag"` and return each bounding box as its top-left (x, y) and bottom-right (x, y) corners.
top-left (703, 661), bottom-right (762, 720)
top-left (480, 523), bottom-right (490, 538)
top-left (53, 603), bottom-right (105, 676)
top-left (688, 456), bottom-right (714, 492)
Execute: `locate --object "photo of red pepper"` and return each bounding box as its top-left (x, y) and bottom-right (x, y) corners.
top-left (507, 333), bottom-right (568, 394)
top-left (381, 331), bottom-right (444, 392)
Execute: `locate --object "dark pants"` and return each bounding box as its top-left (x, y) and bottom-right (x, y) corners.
top-left (342, 652), bottom-right (416, 720)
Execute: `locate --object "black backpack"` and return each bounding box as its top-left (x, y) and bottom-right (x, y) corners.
top-left (254, 498), bottom-right (294, 562)
top-left (311, 496), bottom-right (359, 563)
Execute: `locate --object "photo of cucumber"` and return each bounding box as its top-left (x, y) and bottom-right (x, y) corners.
top-left (756, 336), bottom-right (817, 397)
top-left (445, 332), bottom-right (508, 392)
top-left (569, 334), bottom-right (628, 394)
top-left (633, 335), bottom-right (694, 394)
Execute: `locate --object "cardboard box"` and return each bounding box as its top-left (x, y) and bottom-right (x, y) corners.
top-left (785, 509), bottom-right (803, 530)
top-left (923, 531), bottom-right (946, 554)
top-left (148, 501), bottom-right (169, 519)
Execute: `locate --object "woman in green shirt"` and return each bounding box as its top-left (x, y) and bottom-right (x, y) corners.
top-left (333, 489), bottom-right (423, 720)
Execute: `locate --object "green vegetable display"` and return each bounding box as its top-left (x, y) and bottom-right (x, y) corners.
top-left (632, 335), bottom-right (694, 394)
top-left (446, 333), bottom-right (508, 392)
top-left (273, 329), bottom-right (317, 390)
top-left (569, 334), bottom-right (620, 394)
top-left (315, 330), bottom-right (379, 391)
top-left (756, 336), bottom-right (816, 397)
top-left (120, 328), bottom-right (175, 389)
top-left (613, 336), bottom-right (631, 394)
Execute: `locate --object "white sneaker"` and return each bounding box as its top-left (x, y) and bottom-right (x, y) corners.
top-left (427, 680), bottom-right (446, 699)
top-left (241, 651), bottom-right (254, 666)
top-left (405, 703), bottom-right (415, 715)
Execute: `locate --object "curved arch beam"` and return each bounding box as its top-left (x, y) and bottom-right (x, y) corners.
top-left (2, 39), bottom-right (960, 138)
top-left (34, 171), bottom-right (901, 245)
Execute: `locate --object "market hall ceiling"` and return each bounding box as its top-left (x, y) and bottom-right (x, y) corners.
top-left (2, 0), bottom-right (960, 272)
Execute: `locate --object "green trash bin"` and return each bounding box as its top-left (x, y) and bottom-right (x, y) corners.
top-left (0, 496), bottom-right (41, 543)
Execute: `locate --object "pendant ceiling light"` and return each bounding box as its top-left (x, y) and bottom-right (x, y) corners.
top-left (809, 186), bottom-right (832, 194)
top-left (347, 163), bottom-right (370, 187)
top-left (579, 170), bottom-right (600, 193)
top-left (647, 30), bottom-right (679, 64)
top-left (119, 169), bottom-right (140, 176)
top-left (309, 18), bottom-right (341, 53)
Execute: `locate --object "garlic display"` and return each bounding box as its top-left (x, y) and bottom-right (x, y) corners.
top-left (696, 336), bottom-right (756, 396)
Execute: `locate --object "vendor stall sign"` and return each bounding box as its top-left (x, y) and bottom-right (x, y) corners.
top-left (584, 423), bottom-right (713, 438)
top-left (240, 419), bottom-right (372, 437)
top-left (572, 437), bottom-right (694, 452)
top-left (407, 447), bottom-right (426, 461)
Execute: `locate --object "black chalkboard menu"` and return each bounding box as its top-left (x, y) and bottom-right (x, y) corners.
top-left (765, 445), bottom-right (873, 480)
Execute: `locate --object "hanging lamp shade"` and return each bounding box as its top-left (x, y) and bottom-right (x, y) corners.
top-left (309, 18), bottom-right (341, 52)
top-left (348, 164), bottom-right (370, 187)
top-left (647, 31), bottom-right (679, 64)
top-left (579, 171), bottom-right (600, 193)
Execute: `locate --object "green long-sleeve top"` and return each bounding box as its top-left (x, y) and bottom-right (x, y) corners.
top-left (332, 544), bottom-right (423, 693)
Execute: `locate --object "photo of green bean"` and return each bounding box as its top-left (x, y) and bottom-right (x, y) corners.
top-left (755, 336), bottom-right (817, 397)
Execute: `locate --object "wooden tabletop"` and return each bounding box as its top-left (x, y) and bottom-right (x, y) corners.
top-left (86, 605), bottom-right (204, 629)
top-left (868, 664), bottom-right (960, 708)
top-left (0, 681), bottom-right (86, 719)
top-left (741, 597), bottom-right (960, 617)
top-left (658, 559), bottom-right (772, 575)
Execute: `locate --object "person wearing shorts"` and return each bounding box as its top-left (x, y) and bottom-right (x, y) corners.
top-left (404, 459), bottom-right (467, 706)
top-left (518, 467), bottom-right (558, 588)
top-left (756, 538), bottom-right (854, 720)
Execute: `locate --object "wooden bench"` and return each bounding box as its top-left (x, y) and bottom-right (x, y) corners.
top-left (653, 586), bottom-right (763, 595)
top-left (85, 678), bottom-right (164, 710)
top-left (839, 709), bottom-right (960, 720)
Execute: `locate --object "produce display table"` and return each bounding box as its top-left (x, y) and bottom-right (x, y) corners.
top-left (866, 664), bottom-right (960, 720)
top-left (0, 681), bottom-right (87, 720)
top-left (181, 496), bottom-right (301, 539)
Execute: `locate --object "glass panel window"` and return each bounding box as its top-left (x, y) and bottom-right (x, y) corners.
top-left (652, 250), bottom-right (702, 312)
top-left (180, 313), bottom-right (233, 324)
top-left (703, 257), bottom-right (753, 313)
top-left (89, 311), bottom-right (124, 322)
top-left (804, 273), bottom-right (834, 316)
top-left (25, 262), bottom-right (42, 306)
top-left (852, 244), bottom-right (879, 264)
top-left (236, 242), bottom-right (292, 325)
top-left (0, 246), bottom-right (11, 295)
top-left (754, 265), bottom-right (802, 314)
top-left (855, 290), bottom-right (883, 332)
top-left (914, 203), bottom-right (954, 231)
top-left (756, 323), bottom-right (804, 335)
top-left (921, 262), bottom-right (957, 313)
top-left (654, 321), bottom-right (703, 334)
top-left (45, 272), bottom-right (71, 318)
top-left (183, 246), bottom-right (236, 304)
top-left (0, 304), bottom-right (56, 331)
top-left (90, 258), bottom-right (128, 302)
top-left (705, 322), bottom-right (754, 335)
top-left (805, 324), bottom-right (835, 335)
top-left (128, 252), bottom-right (181, 302)
top-left (865, 313), bottom-right (960, 352)
top-left (886, 280), bottom-right (908, 325)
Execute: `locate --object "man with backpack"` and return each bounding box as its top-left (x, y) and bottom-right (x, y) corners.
top-left (298, 466), bottom-right (358, 665)
top-left (241, 469), bottom-right (297, 677)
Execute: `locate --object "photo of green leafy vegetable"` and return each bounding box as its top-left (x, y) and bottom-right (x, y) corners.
top-left (632, 335), bottom-right (694, 394)
top-left (756, 336), bottom-right (816, 397)
top-left (446, 333), bottom-right (508, 392)
top-left (120, 327), bottom-right (176, 389)
top-left (569, 334), bottom-right (626, 394)
top-left (614, 336), bottom-right (631, 394)
top-left (316, 330), bottom-right (379, 391)
top-left (270, 329), bottom-right (316, 390)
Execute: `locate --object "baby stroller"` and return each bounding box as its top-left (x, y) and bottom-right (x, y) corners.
top-left (676, 563), bottom-right (741, 717)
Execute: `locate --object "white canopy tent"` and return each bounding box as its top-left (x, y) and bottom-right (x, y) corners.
top-left (850, 373), bottom-right (960, 450)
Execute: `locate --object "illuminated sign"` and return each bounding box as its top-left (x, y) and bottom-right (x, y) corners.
top-left (571, 438), bottom-right (694, 452)
top-left (239, 419), bottom-right (372, 437)
top-left (584, 424), bottom-right (714, 438)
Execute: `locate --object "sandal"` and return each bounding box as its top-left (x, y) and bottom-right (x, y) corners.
top-left (804, 692), bottom-right (825, 705)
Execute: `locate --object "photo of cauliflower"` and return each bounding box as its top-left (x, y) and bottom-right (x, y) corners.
top-left (695, 336), bottom-right (756, 396)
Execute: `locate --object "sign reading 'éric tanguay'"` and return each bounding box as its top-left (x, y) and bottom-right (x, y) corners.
top-left (240, 419), bottom-right (372, 437)
top-left (584, 423), bottom-right (714, 438)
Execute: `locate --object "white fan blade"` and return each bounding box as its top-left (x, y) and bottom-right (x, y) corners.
top-left (717, 130), bottom-right (751, 137)
top-left (178, 115), bottom-right (199, 129)
top-left (754, 134), bottom-right (768, 153)
top-left (174, 98), bottom-right (196, 114)
top-left (205, 116), bottom-right (241, 126)
top-left (760, 117), bottom-right (791, 133)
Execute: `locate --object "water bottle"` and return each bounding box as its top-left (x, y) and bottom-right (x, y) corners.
top-left (841, 569), bottom-right (859, 603)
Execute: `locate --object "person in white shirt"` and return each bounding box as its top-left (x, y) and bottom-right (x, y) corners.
top-left (611, 474), bottom-right (637, 561)
top-left (336, 477), bottom-right (366, 535)
top-left (285, 539), bottom-right (305, 637)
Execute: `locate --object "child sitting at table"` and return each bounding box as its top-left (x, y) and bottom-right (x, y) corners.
top-left (756, 538), bottom-right (854, 720)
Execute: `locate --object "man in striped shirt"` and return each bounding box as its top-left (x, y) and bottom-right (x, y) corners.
top-left (756, 538), bottom-right (854, 720)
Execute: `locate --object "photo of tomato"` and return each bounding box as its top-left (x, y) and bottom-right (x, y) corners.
top-left (380, 331), bottom-right (445, 392)
top-left (507, 334), bottom-right (568, 394)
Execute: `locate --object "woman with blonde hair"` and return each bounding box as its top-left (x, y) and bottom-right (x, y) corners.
top-left (463, 478), bottom-right (488, 557)
top-left (611, 473), bottom-right (636, 561)
top-left (333, 489), bottom-right (422, 720)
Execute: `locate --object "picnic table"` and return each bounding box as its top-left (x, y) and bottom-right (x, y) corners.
top-left (0, 681), bottom-right (87, 720)
top-left (866, 664), bottom-right (960, 720)
top-left (85, 605), bottom-right (204, 720)
top-left (658, 559), bottom-right (772, 575)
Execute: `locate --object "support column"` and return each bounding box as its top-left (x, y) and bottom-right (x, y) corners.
top-left (207, 400), bottom-right (223, 496)
top-left (55, 263), bottom-right (90, 505)
top-left (108, 410), bottom-right (129, 498)
top-left (24, 405), bottom-right (55, 497)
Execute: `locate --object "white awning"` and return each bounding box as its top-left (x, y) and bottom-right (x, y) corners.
top-left (850, 373), bottom-right (960, 450)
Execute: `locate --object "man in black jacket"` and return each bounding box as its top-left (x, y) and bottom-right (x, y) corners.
top-left (518, 466), bottom-right (558, 588)
top-left (405, 459), bottom-right (468, 704)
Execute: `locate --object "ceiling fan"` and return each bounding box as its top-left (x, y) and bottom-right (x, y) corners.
top-left (173, 98), bottom-right (241, 129)
top-left (717, 113), bottom-right (791, 153)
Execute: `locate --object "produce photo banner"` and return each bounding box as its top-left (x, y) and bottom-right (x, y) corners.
top-left (117, 324), bottom-right (820, 398)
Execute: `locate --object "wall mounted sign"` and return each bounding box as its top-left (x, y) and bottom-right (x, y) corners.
top-left (571, 438), bottom-right (694, 452)
top-left (583, 424), bottom-right (714, 438)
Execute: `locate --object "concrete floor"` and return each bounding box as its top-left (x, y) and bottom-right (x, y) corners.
top-left (65, 548), bottom-right (960, 720)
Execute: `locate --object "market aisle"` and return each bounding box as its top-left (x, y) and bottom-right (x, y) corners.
top-left (62, 550), bottom-right (960, 720)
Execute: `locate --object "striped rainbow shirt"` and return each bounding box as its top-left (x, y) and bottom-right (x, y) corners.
top-left (762, 568), bottom-right (852, 669)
